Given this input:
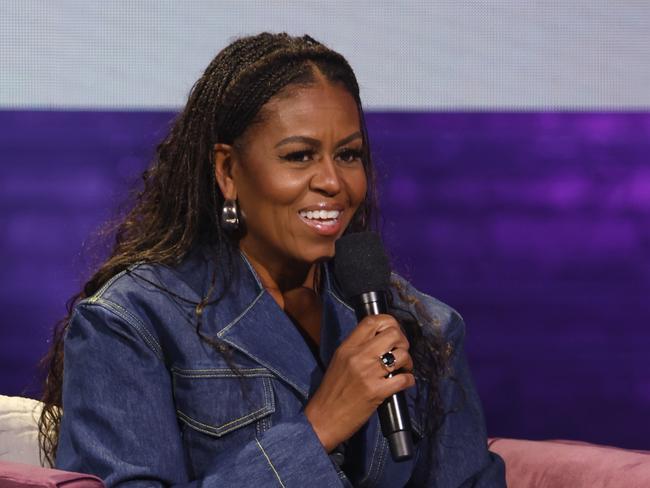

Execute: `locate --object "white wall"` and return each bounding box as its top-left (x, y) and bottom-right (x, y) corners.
top-left (1, 0), bottom-right (648, 110)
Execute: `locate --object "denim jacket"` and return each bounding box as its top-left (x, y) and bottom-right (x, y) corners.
top-left (56, 249), bottom-right (505, 487)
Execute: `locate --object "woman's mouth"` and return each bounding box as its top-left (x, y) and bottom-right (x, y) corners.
top-left (298, 209), bottom-right (342, 236)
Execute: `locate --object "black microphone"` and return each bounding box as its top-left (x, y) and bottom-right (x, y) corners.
top-left (334, 232), bottom-right (413, 462)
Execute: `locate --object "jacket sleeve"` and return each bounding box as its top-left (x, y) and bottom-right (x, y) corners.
top-left (56, 300), bottom-right (345, 488)
top-left (408, 311), bottom-right (506, 487)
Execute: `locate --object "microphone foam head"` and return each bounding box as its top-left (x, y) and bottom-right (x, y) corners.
top-left (334, 232), bottom-right (391, 298)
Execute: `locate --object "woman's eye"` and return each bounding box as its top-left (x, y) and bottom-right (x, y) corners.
top-left (337, 148), bottom-right (363, 163)
top-left (281, 150), bottom-right (314, 162)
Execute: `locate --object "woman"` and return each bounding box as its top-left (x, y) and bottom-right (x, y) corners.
top-left (39, 33), bottom-right (505, 487)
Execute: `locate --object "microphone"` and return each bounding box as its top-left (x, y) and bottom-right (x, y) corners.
top-left (334, 232), bottom-right (414, 462)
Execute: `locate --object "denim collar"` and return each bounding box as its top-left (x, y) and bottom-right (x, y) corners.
top-left (209, 251), bottom-right (358, 401)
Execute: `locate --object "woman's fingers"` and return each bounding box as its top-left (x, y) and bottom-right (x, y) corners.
top-left (366, 324), bottom-right (409, 353)
top-left (304, 313), bottom-right (415, 452)
top-left (345, 314), bottom-right (401, 345)
top-left (376, 370), bottom-right (416, 400)
top-left (377, 347), bottom-right (414, 376)
top-left (343, 314), bottom-right (413, 376)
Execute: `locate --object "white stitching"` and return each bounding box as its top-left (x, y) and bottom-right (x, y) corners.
top-left (88, 269), bottom-right (129, 302)
top-left (238, 251), bottom-right (265, 290)
top-left (88, 261), bottom-right (147, 301)
top-left (176, 405), bottom-right (273, 437)
top-left (171, 367), bottom-right (273, 378)
top-left (217, 290), bottom-right (265, 336)
top-left (213, 340), bottom-right (309, 399)
top-left (358, 418), bottom-right (383, 487)
top-left (78, 299), bottom-right (163, 360)
top-left (255, 437), bottom-right (286, 487)
top-left (93, 298), bottom-right (163, 357)
top-left (259, 379), bottom-right (272, 435)
top-left (326, 289), bottom-right (355, 313)
top-left (174, 378), bottom-right (275, 437)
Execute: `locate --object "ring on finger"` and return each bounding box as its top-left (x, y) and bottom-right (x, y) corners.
top-left (380, 350), bottom-right (397, 372)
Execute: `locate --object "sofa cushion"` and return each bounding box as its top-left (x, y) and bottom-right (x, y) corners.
top-left (489, 437), bottom-right (650, 488)
top-left (0, 460), bottom-right (104, 488)
top-left (0, 395), bottom-right (43, 467)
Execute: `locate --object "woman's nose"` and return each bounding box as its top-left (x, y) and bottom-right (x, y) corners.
top-left (310, 157), bottom-right (342, 196)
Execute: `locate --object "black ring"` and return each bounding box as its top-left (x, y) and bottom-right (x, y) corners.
top-left (380, 351), bottom-right (396, 368)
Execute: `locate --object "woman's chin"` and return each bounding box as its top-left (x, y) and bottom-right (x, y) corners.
top-left (298, 244), bottom-right (336, 265)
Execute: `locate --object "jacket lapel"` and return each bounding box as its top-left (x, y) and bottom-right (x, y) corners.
top-left (319, 264), bottom-right (358, 367)
top-left (217, 287), bottom-right (320, 400)
top-left (208, 255), bottom-right (370, 408)
top-left (213, 252), bottom-right (326, 401)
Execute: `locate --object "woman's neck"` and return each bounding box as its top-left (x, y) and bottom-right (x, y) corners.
top-left (240, 248), bottom-right (323, 348)
top-left (240, 248), bottom-right (317, 303)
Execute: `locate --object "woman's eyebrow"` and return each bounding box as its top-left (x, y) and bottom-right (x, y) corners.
top-left (274, 131), bottom-right (362, 149)
top-left (335, 131), bottom-right (362, 148)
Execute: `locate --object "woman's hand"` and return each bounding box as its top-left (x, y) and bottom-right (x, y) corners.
top-left (303, 314), bottom-right (415, 452)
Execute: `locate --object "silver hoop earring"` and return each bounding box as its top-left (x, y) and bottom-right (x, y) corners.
top-left (221, 199), bottom-right (240, 232)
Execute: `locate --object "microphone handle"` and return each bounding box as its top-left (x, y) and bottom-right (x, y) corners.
top-left (352, 291), bottom-right (414, 462)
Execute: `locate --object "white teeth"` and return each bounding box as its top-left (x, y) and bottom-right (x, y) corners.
top-left (299, 209), bottom-right (340, 220)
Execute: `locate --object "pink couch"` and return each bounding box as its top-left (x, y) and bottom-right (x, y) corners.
top-left (489, 437), bottom-right (650, 487)
top-left (2, 439), bottom-right (650, 487)
top-left (0, 460), bottom-right (103, 488)
top-left (4, 392), bottom-right (649, 486)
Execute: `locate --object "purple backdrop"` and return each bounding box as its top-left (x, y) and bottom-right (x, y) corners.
top-left (1, 110), bottom-right (649, 449)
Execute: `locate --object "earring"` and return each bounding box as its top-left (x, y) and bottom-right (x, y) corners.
top-left (221, 199), bottom-right (239, 232)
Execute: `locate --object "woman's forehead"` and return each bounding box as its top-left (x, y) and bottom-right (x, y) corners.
top-left (251, 82), bottom-right (360, 139)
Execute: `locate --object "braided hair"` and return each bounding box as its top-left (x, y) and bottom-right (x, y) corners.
top-left (38, 32), bottom-right (448, 466)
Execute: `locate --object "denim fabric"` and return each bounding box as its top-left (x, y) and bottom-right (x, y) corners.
top-left (56, 249), bottom-right (505, 487)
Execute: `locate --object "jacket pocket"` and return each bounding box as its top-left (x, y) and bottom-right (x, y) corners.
top-left (171, 367), bottom-right (275, 438)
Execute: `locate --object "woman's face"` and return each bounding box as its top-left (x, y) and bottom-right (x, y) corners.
top-left (216, 80), bottom-right (367, 273)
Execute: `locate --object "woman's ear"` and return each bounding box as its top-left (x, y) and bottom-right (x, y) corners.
top-left (214, 143), bottom-right (237, 200)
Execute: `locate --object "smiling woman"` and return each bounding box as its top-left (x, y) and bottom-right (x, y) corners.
top-left (38, 33), bottom-right (505, 487)
top-left (215, 80), bottom-right (367, 284)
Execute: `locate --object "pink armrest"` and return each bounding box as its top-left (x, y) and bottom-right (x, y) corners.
top-left (489, 438), bottom-right (650, 488)
top-left (0, 460), bottom-right (104, 488)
